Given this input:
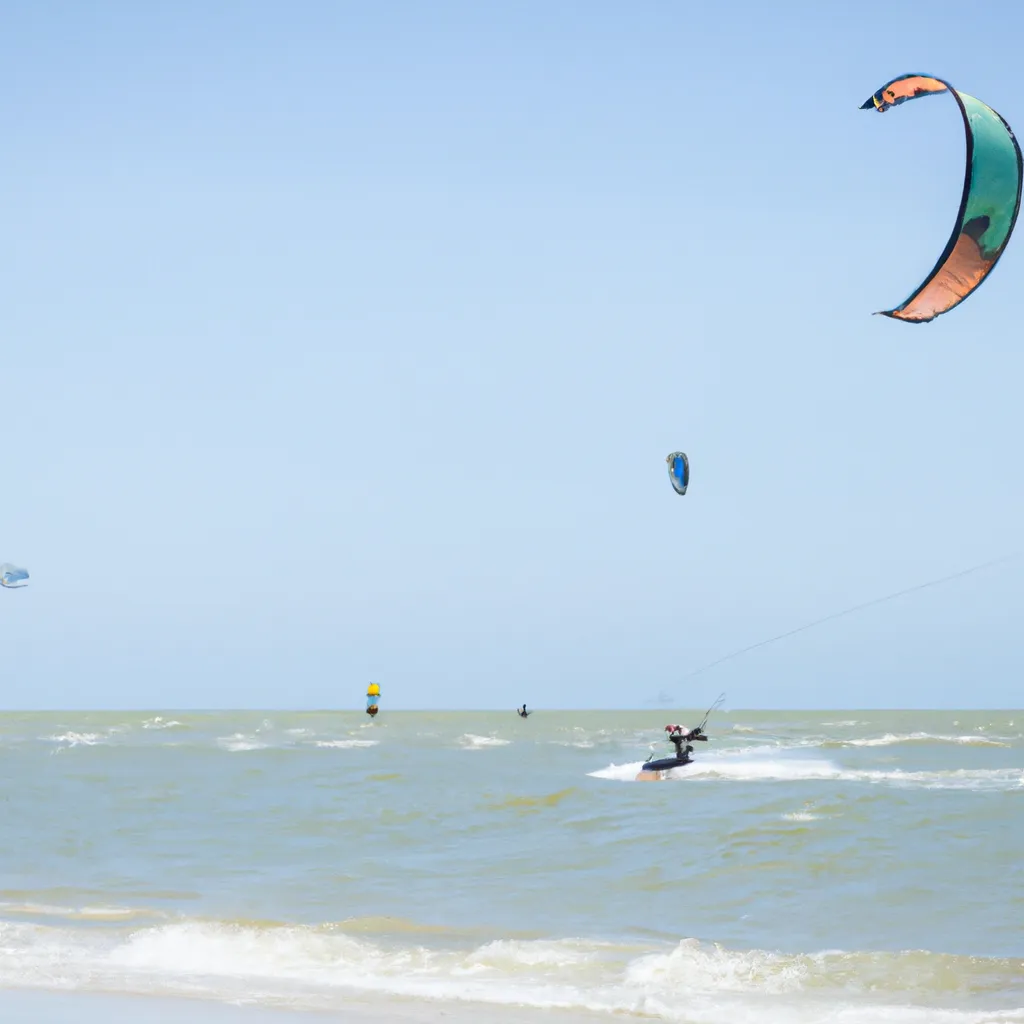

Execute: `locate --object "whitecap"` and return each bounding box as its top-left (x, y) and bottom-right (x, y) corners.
top-left (458, 734), bottom-right (511, 750)
top-left (215, 734), bottom-right (268, 753)
top-left (312, 739), bottom-right (379, 749)
top-left (46, 732), bottom-right (104, 749)
top-left (841, 732), bottom-right (1012, 748)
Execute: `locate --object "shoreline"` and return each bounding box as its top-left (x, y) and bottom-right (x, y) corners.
top-left (0, 988), bottom-right (617, 1024)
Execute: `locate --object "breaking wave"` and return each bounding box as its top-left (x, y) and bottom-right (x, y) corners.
top-left (0, 917), bottom-right (1021, 1024)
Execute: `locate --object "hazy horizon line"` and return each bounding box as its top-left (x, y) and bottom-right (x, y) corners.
top-left (2, 706), bottom-right (1019, 714)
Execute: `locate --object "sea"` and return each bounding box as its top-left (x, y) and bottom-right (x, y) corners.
top-left (1, 709), bottom-right (1022, 1024)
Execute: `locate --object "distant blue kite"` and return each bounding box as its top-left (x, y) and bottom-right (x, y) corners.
top-left (666, 452), bottom-right (689, 496)
top-left (0, 564), bottom-right (29, 588)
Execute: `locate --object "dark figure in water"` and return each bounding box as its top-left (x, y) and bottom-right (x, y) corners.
top-left (669, 733), bottom-right (693, 759)
top-left (517, 704), bottom-right (529, 718)
top-left (665, 724), bottom-right (704, 759)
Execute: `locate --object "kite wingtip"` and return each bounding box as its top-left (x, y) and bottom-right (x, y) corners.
top-left (875, 309), bottom-right (938, 324)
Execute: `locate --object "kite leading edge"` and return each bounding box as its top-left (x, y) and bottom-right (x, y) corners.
top-left (862, 73), bottom-right (1022, 323)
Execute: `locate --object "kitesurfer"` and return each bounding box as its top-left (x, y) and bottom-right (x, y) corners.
top-left (517, 704), bottom-right (529, 718)
top-left (635, 701), bottom-right (721, 782)
top-left (665, 724), bottom-right (704, 759)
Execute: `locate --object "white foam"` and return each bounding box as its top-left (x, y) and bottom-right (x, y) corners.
top-left (46, 731), bottom-right (104, 748)
top-left (458, 734), bottom-right (511, 749)
top-left (45, 724), bottom-right (132, 750)
top-left (590, 753), bottom-right (1024, 791)
top-left (215, 734), bottom-right (268, 753)
top-left (1, 921), bottom-right (1021, 1024)
top-left (141, 717), bottom-right (184, 730)
top-left (551, 726), bottom-right (610, 748)
top-left (683, 757), bottom-right (841, 782)
top-left (851, 767), bottom-right (1024, 792)
top-left (725, 732), bottom-right (1016, 754)
top-left (312, 739), bottom-right (379, 749)
top-left (589, 760), bottom-right (649, 780)
top-left (589, 755), bottom-right (841, 783)
top-left (840, 732), bottom-right (1013, 748)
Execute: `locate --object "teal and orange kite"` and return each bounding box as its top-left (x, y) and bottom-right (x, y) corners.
top-left (862, 74), bottom-right (1022, 323)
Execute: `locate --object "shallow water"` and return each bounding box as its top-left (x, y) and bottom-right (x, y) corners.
top-left (1, 709), bottom-right (1022, 1023)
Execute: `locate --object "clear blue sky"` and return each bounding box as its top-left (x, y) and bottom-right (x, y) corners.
top-left (3, 0), bottom-right (1024, 710)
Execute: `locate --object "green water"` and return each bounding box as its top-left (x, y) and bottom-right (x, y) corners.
top-left (0, 709), bottom-right (1021, 1023)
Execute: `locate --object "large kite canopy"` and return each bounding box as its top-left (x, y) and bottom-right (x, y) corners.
top-left (861, 74), bottom-right (1022, 323)
top-left (0, 564), bottom-right (29, 588)
top-left (666, 452), bottom-right (689, 496)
